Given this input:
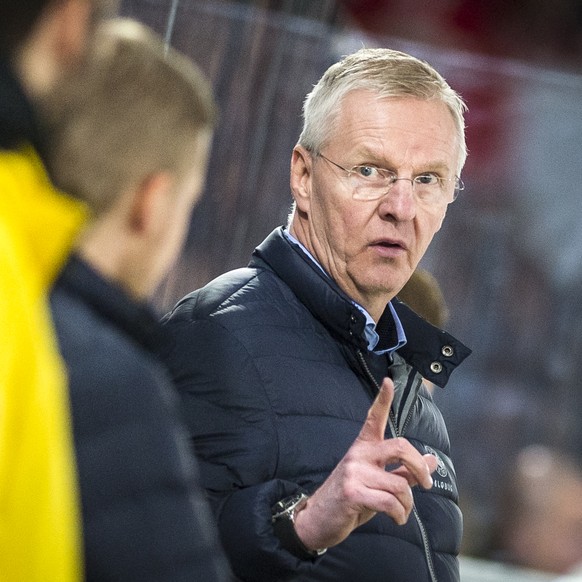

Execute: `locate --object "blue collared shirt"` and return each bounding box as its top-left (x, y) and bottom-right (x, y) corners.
top-left (283, 229), bottom-right (407, 355)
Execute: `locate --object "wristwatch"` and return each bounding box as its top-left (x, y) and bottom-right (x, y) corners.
top-left (271, 492), bottom-right (327, 560)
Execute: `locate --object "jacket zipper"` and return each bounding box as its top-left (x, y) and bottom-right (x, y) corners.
top-left (356, 350), bottom-right (439, 582)
top-left (400, 375), bottom-right (423, 436)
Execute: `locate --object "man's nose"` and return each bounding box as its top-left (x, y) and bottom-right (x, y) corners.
top-left (378, 178), bottom-right (417, 221)
top-left (391, 177), bottom-right (416, 189)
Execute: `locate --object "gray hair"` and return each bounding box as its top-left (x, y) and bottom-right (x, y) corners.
top-left (298, 48), bottom-right (467, 173)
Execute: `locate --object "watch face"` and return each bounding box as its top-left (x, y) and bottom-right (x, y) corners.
top-left (271, 493), bottom-right (308, 519)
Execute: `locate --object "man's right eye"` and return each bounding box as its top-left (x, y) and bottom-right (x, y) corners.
top-left (356, 165), bottom-right (377, 178)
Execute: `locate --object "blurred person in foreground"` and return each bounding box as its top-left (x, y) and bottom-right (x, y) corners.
top-left (45, 19), bottom-right (231, 581)
top-left (488, 445), bottom-right (582, 576)
top-left (158, 48), bottom-right (471, 581)
top-left (0, 0), bottom-right (115, 580)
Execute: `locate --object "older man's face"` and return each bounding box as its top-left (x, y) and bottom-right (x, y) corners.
top-left (291, 89), bottom-right (461, 321)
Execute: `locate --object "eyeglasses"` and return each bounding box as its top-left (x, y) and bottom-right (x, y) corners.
top-left (317, 153), bottom-right (464, 204)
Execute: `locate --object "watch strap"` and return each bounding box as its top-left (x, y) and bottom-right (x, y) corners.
top-left (271, 493), bottom-right (327, 560)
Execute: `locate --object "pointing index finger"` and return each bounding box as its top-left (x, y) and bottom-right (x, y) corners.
top-left (359, 377), bottom-right (394, 442)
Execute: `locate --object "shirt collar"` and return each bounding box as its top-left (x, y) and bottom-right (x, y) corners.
top-left (282, 228), bottom-right (407, 354)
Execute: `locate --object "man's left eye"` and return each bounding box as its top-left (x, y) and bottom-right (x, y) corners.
top-left (415, 173), bottom-right (439, 185)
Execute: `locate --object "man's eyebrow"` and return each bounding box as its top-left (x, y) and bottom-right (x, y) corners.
top-left (350, 149), bottom-right (393, 167)
top-left (418, 161), bottom-right (453, 174)
top-left (353, 150), bottom-right (453, 173)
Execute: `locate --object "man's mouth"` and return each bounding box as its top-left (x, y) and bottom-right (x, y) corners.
top-left (370, 239), bottom-right (406, 250)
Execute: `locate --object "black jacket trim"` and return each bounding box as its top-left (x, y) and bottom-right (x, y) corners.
top-left (0, 58), bottom-right (45, 156)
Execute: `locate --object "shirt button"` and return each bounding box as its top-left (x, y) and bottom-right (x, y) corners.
top-left (441, 345), bottom-right (454, 357)
top-left (430, 361), bottom-right (443, 374)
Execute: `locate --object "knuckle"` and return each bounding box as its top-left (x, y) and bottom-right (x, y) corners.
top-left (393, 437), bottom-right (410, 457)
top-left (382, 496), bottom-right (407, 524)
top-left (340, 481), bottom-right (359, 503)
top-left (341, 454), bottom-right (360, 477)
top-left (382, 495), bottom-right (398, 513)
top-left (391, 475), bottom-right (410, 495)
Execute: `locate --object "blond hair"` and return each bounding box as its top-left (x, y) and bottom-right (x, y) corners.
top-left (397, 269), bottom-right (449, 328)
top-left (46, 18), bottom-right (217, 216)
top-left (298, 48), bottom-right (467, 173)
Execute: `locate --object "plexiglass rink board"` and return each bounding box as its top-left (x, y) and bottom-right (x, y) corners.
top-left (120, 0), bottom-right (582, 565)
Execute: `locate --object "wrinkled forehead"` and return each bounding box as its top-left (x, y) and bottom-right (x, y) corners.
top-left (326, 91), bottom-right (463, 170)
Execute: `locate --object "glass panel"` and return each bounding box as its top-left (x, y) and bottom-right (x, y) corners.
top-left (120, 0), bottom-right (582, 565)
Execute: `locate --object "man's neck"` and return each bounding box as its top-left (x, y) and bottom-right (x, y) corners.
top-left (287, 222), bottom-right (391, 323)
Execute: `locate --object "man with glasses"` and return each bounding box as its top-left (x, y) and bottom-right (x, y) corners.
top-left (159, 47), bottom-right (471, 581)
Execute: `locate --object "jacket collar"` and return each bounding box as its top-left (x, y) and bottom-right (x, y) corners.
top-left (0, 145), bottom-right (87, 295)
top-left (55, 254), bottom-right (167, 355)
top-left (0, 59), bottom-right (45, 158)
top-left (251, 227), bottom-right (369, 351)
top-left (250, 227), bottom-right (471, 388)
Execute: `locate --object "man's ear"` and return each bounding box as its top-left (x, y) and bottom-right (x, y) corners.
top-left (128, 172), bottom-right (175, 235)
top-left (52, 0), bottom-right (93, 69)
top-left (15, 0), bottom-right (92, 96)
top-left (290, 145), bottom-right (313, 213)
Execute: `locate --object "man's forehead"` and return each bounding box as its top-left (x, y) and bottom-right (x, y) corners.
top-left (329, 97), bottom-right (460, 164)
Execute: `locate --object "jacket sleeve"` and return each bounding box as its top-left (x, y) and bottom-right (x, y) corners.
top-left (158, 316), bottom-right (320, 581)
top-left (51, 286), bottom-right (233, 582)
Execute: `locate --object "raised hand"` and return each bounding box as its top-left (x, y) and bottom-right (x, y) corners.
top-left (293, 377), bottom-right (438, 551)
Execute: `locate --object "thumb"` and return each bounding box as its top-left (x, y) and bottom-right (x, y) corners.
top-left (359, 377), bottom-right (394, 442)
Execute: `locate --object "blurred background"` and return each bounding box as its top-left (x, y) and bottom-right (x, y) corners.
top-left (119, 0), bottom-right (582, 579)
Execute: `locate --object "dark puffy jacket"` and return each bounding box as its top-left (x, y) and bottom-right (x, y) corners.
top-left (51, 256), bottom-right (232, 582)
top-left (159, 228), bottom-right (471, 582)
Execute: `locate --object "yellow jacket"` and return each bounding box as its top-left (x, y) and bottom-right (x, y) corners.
top-left (0, 145), bottom-right (87, 581)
